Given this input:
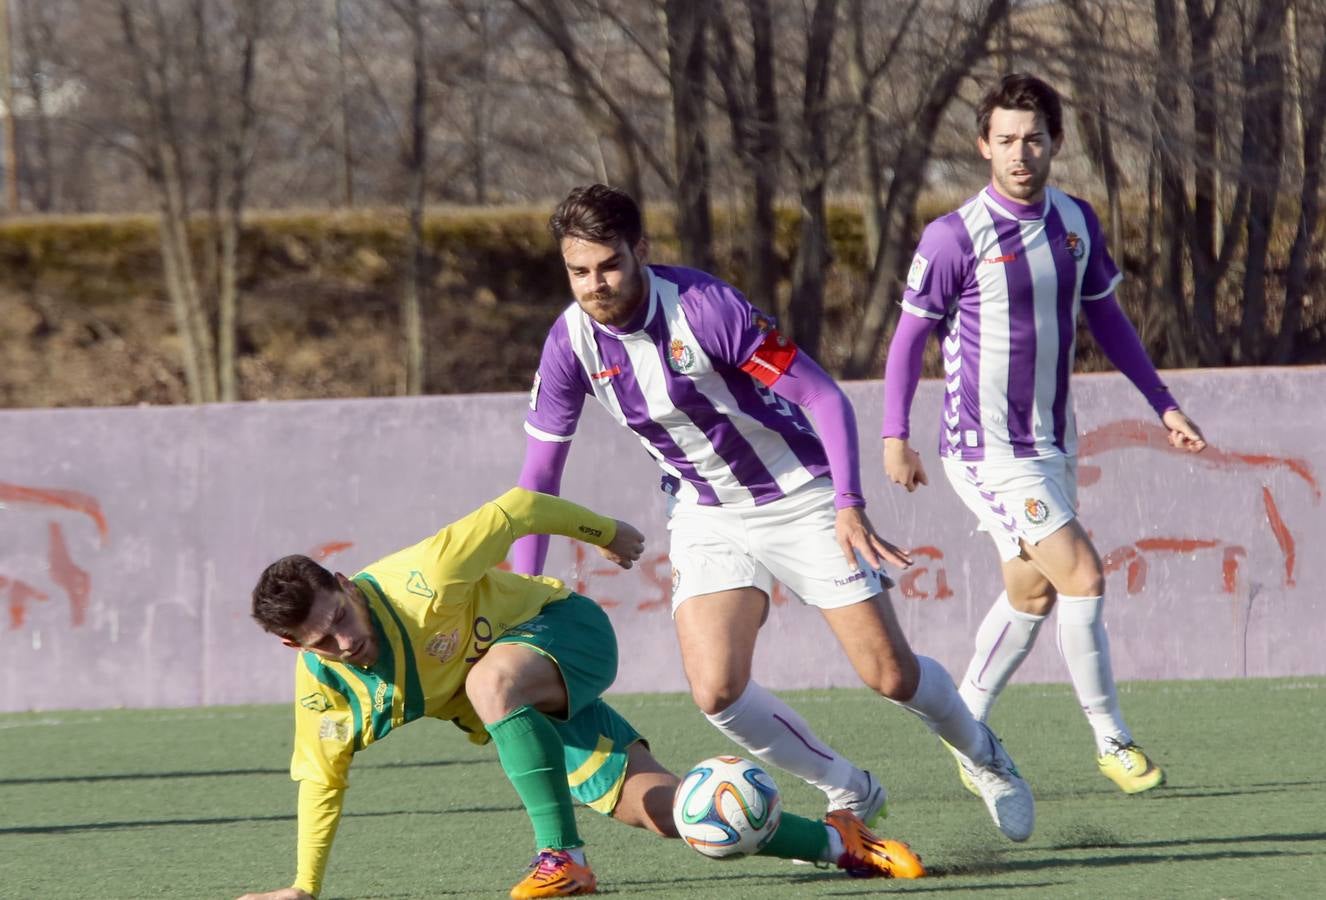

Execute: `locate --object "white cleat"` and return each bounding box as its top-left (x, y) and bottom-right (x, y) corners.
top-left (954, 724), bottom-right (1034, 842)
top-left (794, 770), bottom-right (890, 866)
top-left (827, 770), bottom-right (888, 827)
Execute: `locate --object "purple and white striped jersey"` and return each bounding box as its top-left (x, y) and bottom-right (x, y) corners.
top-left (525, 265), bottom-right (830, 507)
top-left (902, 186), bottom-right (1122, 462)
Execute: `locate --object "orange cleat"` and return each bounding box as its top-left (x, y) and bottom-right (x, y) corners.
top-left (825, 809), bottom-right (925, 879)
top-left (509, 849), bottom-right (597, 899)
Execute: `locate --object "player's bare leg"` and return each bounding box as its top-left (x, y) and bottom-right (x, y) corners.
top-left (612, 742), bottom-right (680, 836)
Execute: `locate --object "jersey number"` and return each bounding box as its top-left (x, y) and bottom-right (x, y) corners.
top-left (464, 615), bottom-right (494, 664)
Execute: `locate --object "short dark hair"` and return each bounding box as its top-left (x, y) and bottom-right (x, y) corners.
top-left (549, 184), bottom-right (643, 247)
top-left (977, 73), bottom-right (1063, 142)
top-left (251, 554), bottom-right (337, 639)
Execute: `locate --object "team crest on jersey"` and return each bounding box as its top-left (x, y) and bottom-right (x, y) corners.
top-left (1064, 232), bottom-right (1085, 260)
top-left (319, 715), bottom-right (351, 743)
top-left (529, 372), bottom-right (541, 410)
top-left (300, 692), bottom-right (332, 712)
top-left (407, 570), bottom-right (436, 599)
top-left (426, 628), bottom-right (461, 662)
top-left (668, 338), bottom-right (697, 373)
top-left (1023, 498), bottom-right (1050, 525)
top-left (671, 567), bottom-right (681, 595)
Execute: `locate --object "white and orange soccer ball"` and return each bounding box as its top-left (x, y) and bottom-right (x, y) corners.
top-left (672, 755), bottom-right (782, 859)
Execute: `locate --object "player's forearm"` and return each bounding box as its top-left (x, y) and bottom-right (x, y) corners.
top-left (1081, 296), bottom-right (1177, 416)
top-left (768, 353), bottom-right (864, 509)
top-left (881, 313), bottom-right (934, 440)
top-left (493, 487), bottom-right (617, 548)
top-left (511, 437), bottom-right (572, 574)
top-left (293, 780), bottom-right (345, 897)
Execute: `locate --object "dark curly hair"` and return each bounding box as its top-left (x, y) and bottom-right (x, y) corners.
top-left (549, 184), bottom-right (643, 248)
top-left (977, 73), bottom-right (1063, 142)
top-left (251, 554), bottom-right (337, 639)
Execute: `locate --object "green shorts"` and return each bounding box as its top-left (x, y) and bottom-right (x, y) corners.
top-left (494, 593), bottom-right (643, 814)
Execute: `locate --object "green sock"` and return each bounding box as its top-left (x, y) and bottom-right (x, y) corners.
top-left (487, 705), bottom-right (581, 850)
top-left (756, 811), bottom-right (830, 862)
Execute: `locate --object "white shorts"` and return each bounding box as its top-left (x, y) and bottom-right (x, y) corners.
top-left (941, 456), bottom-right (1078, 562)
top-left (666, 477), bottom-right (887, 615)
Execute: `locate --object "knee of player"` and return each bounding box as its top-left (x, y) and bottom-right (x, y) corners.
top-left (865, 664), bottom-right (918, 701)
top-left (465, 659), bottom-right (522, 723)
top-left (690, 679), bottom-right (747, 716)
top-left (1060, 567), bottom-right (1104, 599)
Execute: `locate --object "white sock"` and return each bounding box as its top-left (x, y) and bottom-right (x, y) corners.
top-left (822, 823), bottom-right (845, 862)
top-left (893, 655), bottom-right (991, 765)
top-left (959, 592), bottom-right (1046, 722)
top-left (705, 681), bottom-right (867, 801)
top-left (1056, 593), bottom-right (1129, 754)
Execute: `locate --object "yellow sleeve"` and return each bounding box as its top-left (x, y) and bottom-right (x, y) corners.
top-left (492, 487), bottom-right (618, 548)
top-left (291, 659), bottom-right (355, 788)
top-left (405, 488), bottom-right (619, 590)
top-left (293, 779), bottom-right (344, 897)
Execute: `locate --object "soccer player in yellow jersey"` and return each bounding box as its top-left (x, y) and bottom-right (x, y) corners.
top-left (236, 487), bottom-right (923, 900)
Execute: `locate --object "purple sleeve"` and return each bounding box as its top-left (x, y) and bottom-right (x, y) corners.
top-left (509, 436), bottom-right (573, 575)
top-left (525, 316), bottom-right (589, 441)
top-left (901, 214), bottom-right (973, 320)
top-left (1082, 295), bottom-right (1177, 417)
top-left (881, 313), bottom-right (939, 439)
top-left (1078, 200), bottom-right (1124, 300)
top-left (766, 352), bottom-right (864, 509)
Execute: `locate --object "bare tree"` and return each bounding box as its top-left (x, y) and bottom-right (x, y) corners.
top-left (711, 0), bottom-right (780, 316)
top-left (387, 0), bottom-right (428, 395)
top-left (665, 0), bottom-right (714, 270)
top-left (1275, 2), bottom-right (1326, 362)
top-left (843, 0), bottom-right (1010, 378)
top-left (785, 0), bottom-right (837, 358)
top-left (1235, 0), bottom-right (1290, 364)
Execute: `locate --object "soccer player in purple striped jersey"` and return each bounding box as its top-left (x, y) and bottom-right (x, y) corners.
top-left (882, 74), bottom-right (1207, 795)
top-left (515, 183), bottom-right (1035, 844)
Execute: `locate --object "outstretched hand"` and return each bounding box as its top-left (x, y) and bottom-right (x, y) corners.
top-left (1162, 408), bottom-right (1207, 453)
top-left (597, 519), bottom-right (646, 569)
top-left (883, 438), bottom-right (929, 492)
top-left (834, 506), bottom-right (913, 572)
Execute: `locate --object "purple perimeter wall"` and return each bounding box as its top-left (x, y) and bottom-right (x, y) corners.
top-left (1, 367), bottom-right (1322, 713)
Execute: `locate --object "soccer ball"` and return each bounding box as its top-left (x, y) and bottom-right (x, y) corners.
top-left (672, 755), bottom-right (782, 859)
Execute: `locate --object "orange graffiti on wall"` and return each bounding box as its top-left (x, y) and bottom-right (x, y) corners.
top-left (2, 481), bottom-right (108, 630)
top-left (1079, 419), bottom-right (1318, 592)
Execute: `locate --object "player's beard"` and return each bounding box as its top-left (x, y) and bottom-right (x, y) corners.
top-left (994, 164), bottom-right (1049, 204)
top-left (583, 267), bottom-right (645, 327)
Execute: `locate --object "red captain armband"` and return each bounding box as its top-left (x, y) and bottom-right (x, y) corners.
top-left (740, 330), bottom-right (798, 387)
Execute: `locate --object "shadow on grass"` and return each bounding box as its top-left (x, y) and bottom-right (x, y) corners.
top-left (0, 802), bottom-right (523, 835)
top-left (1045, 827), bottom-right (1326, 852)
top-left (0, 756), bottom-right (485, 786)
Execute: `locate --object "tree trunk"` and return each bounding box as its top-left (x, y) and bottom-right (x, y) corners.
top-left (1152, 0), bottom-right (1191, 368)
top-left (666, 0), bottom-right (713, 271)
top-left (1272, 1), bottom-right (1325, 363)
top-left (403, 0), bottom-right (427, 395)
top-left (218, 6), bottom-right (259, 402)
top-left (710, 0), bottom-right (779, 314)
top-left (1237, 0), bottom-right (1289, 364)
top-left (787, 0), bottom-right (837, 359)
